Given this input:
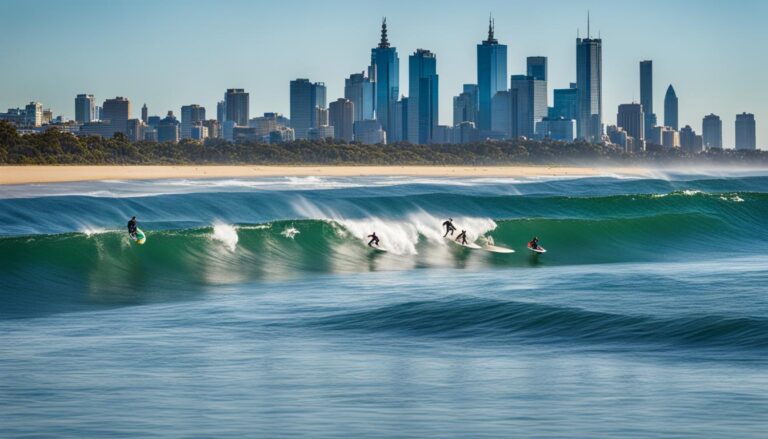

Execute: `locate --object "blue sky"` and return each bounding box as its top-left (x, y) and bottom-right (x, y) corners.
top-left (1, 0), bottom-right (765, 147)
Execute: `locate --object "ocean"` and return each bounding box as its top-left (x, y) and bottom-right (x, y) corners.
top-left (1, 171), bottom-right (767, 437)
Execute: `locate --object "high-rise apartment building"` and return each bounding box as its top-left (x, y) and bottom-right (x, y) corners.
top-left (702, 114), bottom-right (722, 149)
top-left (735, 112), bottom-right (757, 150)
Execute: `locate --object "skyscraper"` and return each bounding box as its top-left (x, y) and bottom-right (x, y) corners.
top-left (679, 125), bottom-right (702, 153)
top-left (75, 94), bottom-right (95, 124)
top-left (511, 75), bottom-right (547, 139)
top-left (491, 91), bottom-right (512, 138)
top-left (664, 85), bottom-right (678, 130)
top-left (407, 49), bottom-right (439, 144)
top-left (617, 103), bottom-right (645, 141)
top-left (329, 98), bottom-right (354, 142)
top-left (550, 84), bottom-right (578, 121)
top-left (141, 104), bottom-right (148, 124)
top-left (370, 19), bottom-right (399, 137)
top-left (477, 17), bottom-right (507, 132)
top-left (639, 60), bottom-right (656, 140)
top-left (24, 102), bottom-right (43, 127)
top-left (290, 79), bottom-right (326, 139)
top-left (224, 89), bottom-right (249, 126)
top-left (526, 56), bottom-right (547, 81)
top-left (735, 112), bottom-right (756, 150)
top-left (180, 104), bottom-right (206, 139)
top-left (453, 84), bottom-right (478, 127)
top-left (102, 97), bottom-right (131, 135)
top-left (702, 114), bottom-right (722, 149)
top-left (344, 72), bottom-right (375, 122)
top-left (157, 111), bottom-right (180, 143)
top-left (393, 98), bottom-right (408, 142)
top-left (576, 25), bottom-right (602, 142)
top-left (217, 101), bottom-right (226, 124)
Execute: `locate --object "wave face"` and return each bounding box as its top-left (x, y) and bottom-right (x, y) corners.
top-left (2, 174), bottom-right (768, 318)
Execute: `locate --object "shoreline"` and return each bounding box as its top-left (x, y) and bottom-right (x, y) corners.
top-left (0, 165), bottom-right (654, 185)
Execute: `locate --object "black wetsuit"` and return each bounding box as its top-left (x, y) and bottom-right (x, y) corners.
top-left (456, 231), bottom-right (468, 245)
top-left (367, 234), bottom-right (380, 247)
top-left (529, 239), bottom-right (539, 249)
top-left (442, 220), bottom-right (456, 237)
top-left (128, 219), bottom-right (137, 238)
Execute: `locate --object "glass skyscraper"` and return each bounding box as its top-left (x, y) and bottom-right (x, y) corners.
top-left (407, 49), bottom-right (439, 144)
top-left (510, 75), bottom-right (547, 139)
top-left (290, 79), bottom-right (327, 140)
top-left (344, 72), bottom-right (375, 122)
top-left (453, 84), bottom-right (478, 127)
top-left (735, 112), bottom-right (756, 150)
top-left (477, 18), bottom-right (507, 132)
top-left (639, 60), bottom-right (656, 139)
top-left (664, 85), bottom-right (678, 130)
top-left (370, 19), bottom-right (399, 138)
top-left (224, 89), bottom-right (249, 127)
top-left (576, 35), bottom-right (602, 142)
top-left (702, 114), bottom-right (722, 149)
top-left (75, 94), bottom-right (95, 124)
top-left (526, 57), bottom-right (547, 81)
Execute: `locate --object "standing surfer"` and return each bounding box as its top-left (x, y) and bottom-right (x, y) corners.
top-left (442, 218), bottom-right (457, 237)
top-left (455, 230), bottom-right (468, 245)
top-left (367, 232), bottom-right (380, 247)
top-left (127, 216), bottom-right (138, 239)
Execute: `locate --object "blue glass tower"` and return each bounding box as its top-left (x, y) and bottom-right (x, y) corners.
top-left (477, 17), bottom-right (508, 132)
top-left (407, 49), bottom-right (439, 144)
top-left (370, 19), bottom-right (399, 138)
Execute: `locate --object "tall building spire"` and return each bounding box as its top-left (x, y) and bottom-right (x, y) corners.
top-left (378, 17), bottom-right (390, 49)
top-left (484, 14), bottom-right (498, 44)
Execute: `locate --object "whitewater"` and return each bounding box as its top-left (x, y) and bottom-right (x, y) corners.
top-left (1, 172), bottom-right (768, 437)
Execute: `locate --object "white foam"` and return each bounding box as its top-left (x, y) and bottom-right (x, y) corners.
top-left (281, 227), bottom-right (300, 239)
top-left (211, 223), bottom-right (239, 251)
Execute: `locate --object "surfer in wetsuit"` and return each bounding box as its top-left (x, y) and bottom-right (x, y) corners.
top-left (455, 230), bottom-right (468, 245)
top-left (127, 216), bottom-right (138, 239)
top-left (528, 236), bottom-right (539, 250)
top-left (442, 218), bottom-right (456, 237)
top-left (367, 232), bottom-right (380, 247)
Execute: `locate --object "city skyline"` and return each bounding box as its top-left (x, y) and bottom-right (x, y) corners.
top-left (0, 0), bottom-right (766, 147)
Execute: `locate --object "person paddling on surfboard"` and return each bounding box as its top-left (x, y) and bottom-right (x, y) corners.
top-left (455, 230), bottom-right (468, 245)
top-left (127, 216), bottom-right (138, 240)
top-left (528, 236), bottom-right (540, 250)
top-left (442, 218), bottom-right (456, 237)
top-left (367, 232), bottom-right (380, 247)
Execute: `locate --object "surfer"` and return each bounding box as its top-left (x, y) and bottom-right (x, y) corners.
top-left (127, 216), bottom-right (138, 239)
top-left (442, 218), bottom-right (456, 237)
top-left (528, 236), bottom-right (540, 250)
top-left (367, 232), bottom-right (380, 247)
top-left (455, 230), bottom-right (468, 245)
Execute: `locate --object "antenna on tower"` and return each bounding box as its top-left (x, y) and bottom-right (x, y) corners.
top-left (587, 10), bottom-right (591, 38)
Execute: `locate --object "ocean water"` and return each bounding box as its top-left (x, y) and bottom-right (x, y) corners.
top-left (1, 171), bottom-right (767, 438)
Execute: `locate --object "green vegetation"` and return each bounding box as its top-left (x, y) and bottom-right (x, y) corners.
top-left (1, 121), bottom-right (766, 165)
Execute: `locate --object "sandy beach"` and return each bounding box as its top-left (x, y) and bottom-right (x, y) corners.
top-left (0, 165), bottom-right (653, 185)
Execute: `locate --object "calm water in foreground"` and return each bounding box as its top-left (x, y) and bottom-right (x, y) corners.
top-left (1, 172), bottom-right (767, 437)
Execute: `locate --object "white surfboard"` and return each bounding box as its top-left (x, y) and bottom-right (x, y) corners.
top-left (527, 245), bottom-right (546, 254)
top-left (445, 236), bottom-right (482, 249)
top-left (483, 244), bottom-right (515, 254)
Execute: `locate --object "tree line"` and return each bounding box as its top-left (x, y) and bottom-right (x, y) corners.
top-left (1, 121), bottom-right (766, 166)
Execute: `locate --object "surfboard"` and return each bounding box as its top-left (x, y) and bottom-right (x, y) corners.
top-left (369, 245), bottom-right (387, 253)
top-left (445, 236), bottom-right (481, 249)
top-left (483, 244), bottom-right (515, 254)
top-left (527, 245), bottom-right (546, 254)
top-left (133, 228), bottom-right (146, 245)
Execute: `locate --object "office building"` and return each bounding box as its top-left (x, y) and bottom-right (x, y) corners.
top-left (702, 114), bottom-right (723, 149)
top-left (617, 103), bottom-right (644, 141)
top-left (203, 119), bottom-right (220, 139)
top-left (510, 75), bottom-right (547, 138)
top-left (224, 89), bottom-right (249, 126)
top-left (181, 104), bottom-right (206, 139)
top-left (576, 30), bottom-right (602, 141)
top-left (217, 101), bottom-right (226, 124)
top-left (453, 121), bottom-right (479, 144)
top-left (75, 94), bottom-right (95, 123)
top-left (408, 49), bottom-right (439, 144)
top-left (607, 125), bottom-right (630, 150)
top-left (25, 102), bottom-right (43, 127)
top-left (664, 85), bottom-right (678, 130)
top-left (477, 17), bottom-right (507, 132)
top-left (307, 125), bottom-right (335, 141)
top-left (491, 90), bottom-right (512, 139)
top-left (735, 113), bottom-right (756, 150)
top-left (535, 117), bottom-right (576, 142)
top-left (315, 106), bottom-right (328, 127)
top-left (639, 60), bottom-right (656, 140)
top-left (354, 119), bottom-right (387, 144)
top-left (453, 84), bottom-right (479, 126)
top-left (550, 83), bottom-right (578, 121)
top-left (157, 111), bottom-right (180, 143)
top-left (662, 128), bottom-right (680, 148)
top-left (329, 98), bottom-right (354, 142)
top-left (370, 18), bottom-right (400, 137)
top-left (344, 72), bottom-right (374, 122)
top-left (290, 79), bottom-right (326, 139)
top-left (126, 119), bottom-right (145, 142)
top-left (679, 125), bottom-right (703, 153)
top-left (527, 56), bottom-right (547, 81)
top-left (392, 98), bottom-right (408, 142)
top-left (141, 104), bottom-right (148, 123)
top-left (190, 125), bottom-right (208, 141)
top-left (102, 97), bottom-right (131, 135)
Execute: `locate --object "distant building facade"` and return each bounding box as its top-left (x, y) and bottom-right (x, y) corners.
top-left (702, 114), bottom-right (723, 149)
top-left (408, 49), bottom-right (439, 144)
top-left (329, 98), bottom-right (355, 142)
top-left (75, 94), bottom-right (96, 124)
top-left (664, 85), bottom-right (678, 130)
top-left (477, 18), bottom-right (507, 132)
top-left (576, 35), bottom-right (602, 142)
top-left (735, 112), bottom-right (756, 150)
top-left (224, 89), bottom-right (249, 126)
